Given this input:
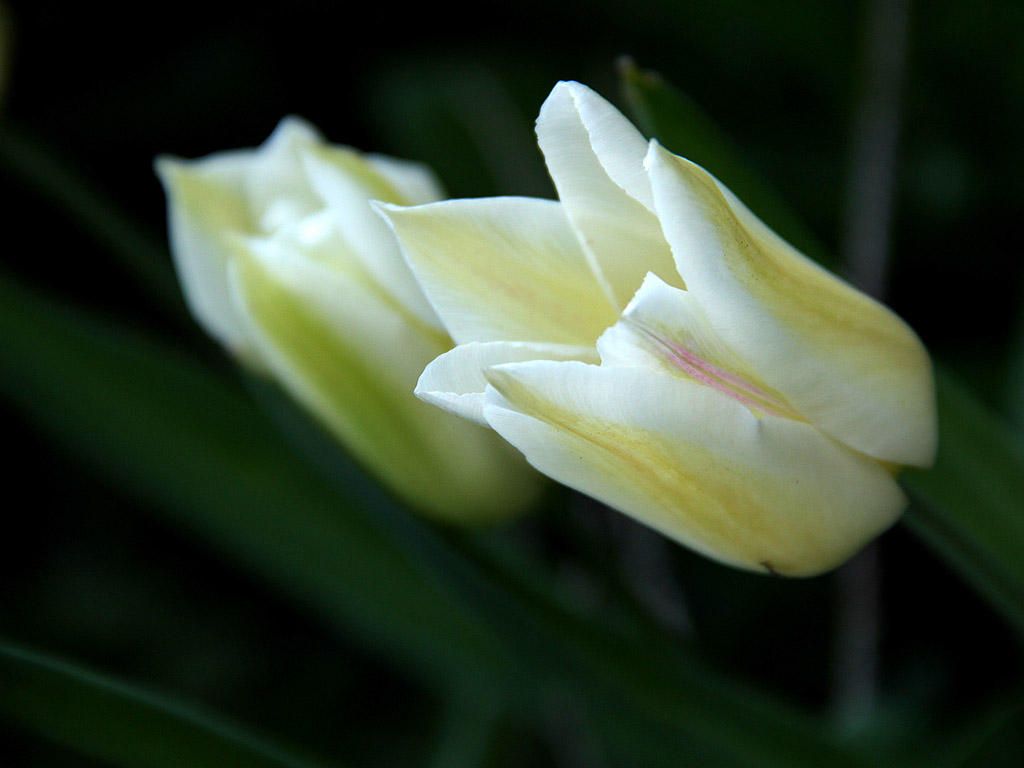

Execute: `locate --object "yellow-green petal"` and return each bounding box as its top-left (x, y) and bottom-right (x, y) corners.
top-left (483, 361), bottom-right (906, 576)
top-left (227, 235), bottom-right (542, 523)
top-left (378, 197), bottom-right (618, 346)
top-left (647, 142), bottom-right (937, 467)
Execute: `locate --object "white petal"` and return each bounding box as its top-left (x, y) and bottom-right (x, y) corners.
top-left (482, 361), bottom-right (907, 576)
top-left (417, 341), bottom-right (598, 425)
top-left (244, 117), bottom-right (324, 232)
top-left (536, 81), bottom-right (681, 309)
top-left (155, 152), bottom-right (255, 355)
top-left (597, 273), bottom-right (803, 420)
top-left (646, 142), bottom-right (937, 467)
top-left (297, 143), bottom-right (444, 331)
top-left (377, 197), bottom-right (618, 345)
top-left (547, 81), bottom-right (655, 210)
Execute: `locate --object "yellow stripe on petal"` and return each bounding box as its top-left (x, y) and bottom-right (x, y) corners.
top-left (647, 143), bottom-right (937, 467)
top-left (378, 197), bottom-right (619, 346)
top-left (483, 361), bottom-right (906, 576)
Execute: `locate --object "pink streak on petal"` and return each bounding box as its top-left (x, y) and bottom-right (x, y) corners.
top-left (631, 323), bottom-right (800, 420)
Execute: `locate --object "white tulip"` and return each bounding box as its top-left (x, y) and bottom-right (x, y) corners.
top-left (379, 82), bottom-right (937, 575)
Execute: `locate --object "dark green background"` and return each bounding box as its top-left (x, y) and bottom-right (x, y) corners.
top-left (2, 1), bottom-right (1023, 765)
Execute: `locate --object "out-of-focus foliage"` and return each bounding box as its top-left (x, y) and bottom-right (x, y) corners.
top-left (1, 1), bottom-right (1022, 766)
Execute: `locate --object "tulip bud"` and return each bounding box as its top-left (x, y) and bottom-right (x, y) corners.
top-left (156, 117), bottom-right (541, 523)
top-left (379, 82), bottom-right (937, 575)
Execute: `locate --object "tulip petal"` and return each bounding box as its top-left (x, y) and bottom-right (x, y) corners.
top-left (482, 361), bottom-right (907, 576)
top-left (297, 143), bottom-right (445, 331)
top-left (155, 153), bottom-right (256, 356)
top-left (536, 81), bottom-right (681, 309)
top-left (242, 117), bottom-right (324, 231)
top-left (417, 341), bottom-right (599, 425)
top-left (154, 117), bottom-right (332, 358)
top-left (366, 154), bottom-right (448, 206)
top-left (647, 142), bottom-right (937, 467)
top-left (597, 274), bottom-right (804, 421)
top-left (226, 235), bottom-right (540, 522)
top-left (377, 197), bottom-right (618, 346)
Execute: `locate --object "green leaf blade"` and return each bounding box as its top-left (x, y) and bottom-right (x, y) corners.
top-left (902, 367), bottom-right (1024, 635)
top-left (0, 642), bottom-right (334, 768)
top-left (0, 267), bottom-right (512, 692)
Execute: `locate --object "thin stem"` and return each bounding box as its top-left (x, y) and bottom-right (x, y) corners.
top-left (833, 544), bottom-right (884, 728)
top-left (610, 512), bottom-right (693, 637)
top-left (833, 0), bottom-right (912, 729)
top-left (840, 0), bottom-right (912, 301)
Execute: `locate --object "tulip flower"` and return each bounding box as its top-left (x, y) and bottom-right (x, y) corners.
top-left (156, 117), bottom-right (541, 523)
top-left (378, 82), bottom-right (937, 575)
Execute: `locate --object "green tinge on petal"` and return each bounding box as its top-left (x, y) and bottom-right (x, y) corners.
top-left (647, 143), bottom-right (937, 467)
top-left (366, 153), bottom-right (448, 207)
top-left (536, 82), bottom-right (681, 309)
top-left (304, 142), bottom-right (419, 208)
top-left (483, 361), bottom-right (906, 576)
top-left (228, 239), bottom-right (542, 524)
top-left (417, 341), bottom-right (599, 425)
top-left (378, 197), bottom-right (619, 346)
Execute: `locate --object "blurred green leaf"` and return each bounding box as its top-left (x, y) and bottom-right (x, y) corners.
top-left (865, 692), bottom-right (1024, 768)
top-left (427, 683), bottom-right (500, 768)
top-left (619, 61), bottom-right (1024, 638)
top-left (361, 57), bottom-right (552, 199)
top-left (953, 699), bottom-right (1024, 768)
top-left (0, 266), bottom-right (513, 693)
top-left (0, 642), bottom-right (334, 768)
top-left (902, 368), bottom-right (1024, 636)
top-left (1004, 292), bottom-right (1024, 434)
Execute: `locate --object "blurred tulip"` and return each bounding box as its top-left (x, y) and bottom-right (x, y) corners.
top-left (379, 82), bottom-right (937, 575)
top-left (157, 117), bottom-right (542, 523)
